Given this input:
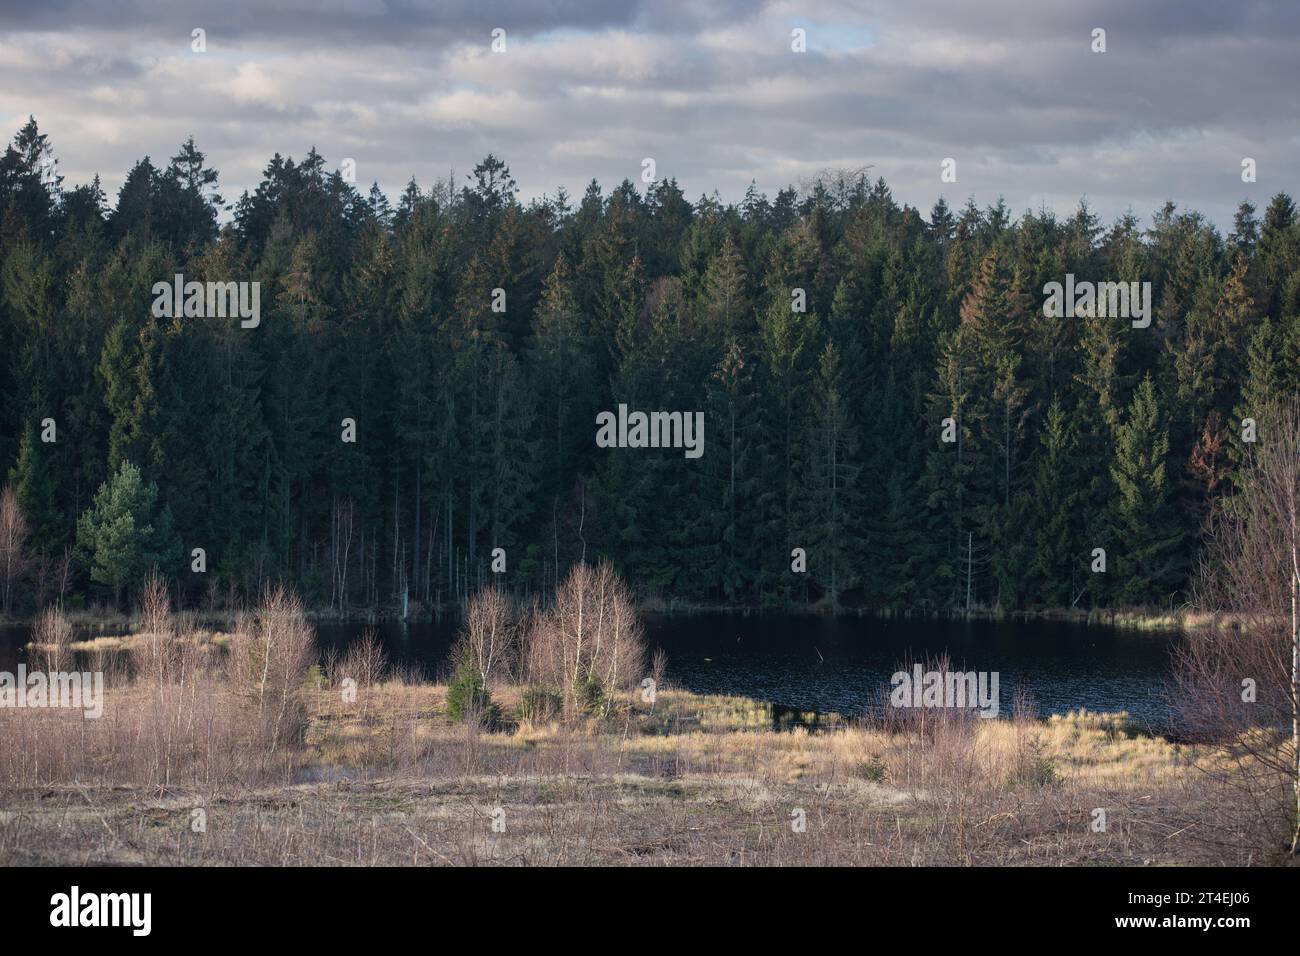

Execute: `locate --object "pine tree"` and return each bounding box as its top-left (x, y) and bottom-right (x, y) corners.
top-left (0, 115), bottom-right (1294, 615)
top-left (1026, 397), bottom-right (1084, 607)
top-left (75, 461), bottom-right (182, 604)
top-left (700, 235), bottom-right (749, 340)
top-left (703, 340), bottom-right (764, 601)
top-left (1109, 376), bottom-right (1184, 605)
top-left (757, 286), bottom-right (820, 602)
top-left (163, 136), bottom-right (223, 249)
top-left (806, 342), bottom-right (861, 608)
top-left (8, 421), bottom-right (60, 551)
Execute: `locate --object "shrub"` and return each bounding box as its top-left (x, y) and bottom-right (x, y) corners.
top-left (575, 675), bottom-right (605, 715)
top-left (859, 756), bottom-right (888, 783)
top-left (341, 628), bottom-right (388, 688)
top-left (447, 662), bottom-right (498, 726)
top-left (131, 570), bottom-right (181, 684)
top-left (1010, 735), bottom-right (1058, 789)
top-left (519, 687), bottom-right (562, 722)
top-left (32, 605), bottom-right (73, 673)
top-left (226, 586), bottom-right (316, 753)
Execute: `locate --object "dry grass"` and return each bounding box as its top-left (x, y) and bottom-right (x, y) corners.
top-left (3, 667), bottom-right (1291, 866)
top-left (2, 574), bottom-right (1291, 866)
top-left (27, 630), bottom-right (231, 654)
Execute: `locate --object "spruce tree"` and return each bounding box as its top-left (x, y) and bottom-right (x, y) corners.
top-left (1109, 376), bottom-right (1184, 605)
top-left (75, 461), bottom-right (182, 604)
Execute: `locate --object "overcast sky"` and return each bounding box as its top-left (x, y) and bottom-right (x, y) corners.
top-left (2, 0), bottom-right (1298, 230)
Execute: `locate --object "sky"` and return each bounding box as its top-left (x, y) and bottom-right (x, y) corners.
top-left (2, 0), bottom-right (1298, 230)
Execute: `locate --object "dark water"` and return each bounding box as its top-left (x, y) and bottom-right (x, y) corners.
top-left (640, 614), bottom-right (1177, 730)
top-left (2, 612), bottom-right (1178, 728)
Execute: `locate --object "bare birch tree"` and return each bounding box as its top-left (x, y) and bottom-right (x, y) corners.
top-left (331, 496), bottom-right (354, 617)
top-left (454, 585), bottom-right (519, 685)
top-left (0, 485), bottom-right (27, 616)
top-left (227, 586), bottom-right (316, 754)
top-left (524, 561), bottom-right (645, 716)
top-left (1176, 399), bottom-right (1300, 855)
top-left (33, 605), bottom-right (71, 673)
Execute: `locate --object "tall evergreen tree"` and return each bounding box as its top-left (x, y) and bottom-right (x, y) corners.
top-left (1109, 376), bottom-right (1184, 604)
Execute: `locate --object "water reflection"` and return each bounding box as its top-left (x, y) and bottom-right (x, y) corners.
top-left (0, 611), bottom-right (1177, 727)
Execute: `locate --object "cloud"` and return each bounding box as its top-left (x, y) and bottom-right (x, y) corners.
top-left (0, 0), bottom-right (1296, 228)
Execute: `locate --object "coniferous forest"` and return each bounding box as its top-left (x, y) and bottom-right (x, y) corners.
top-left (2, 115), bottom-right (1298, 617)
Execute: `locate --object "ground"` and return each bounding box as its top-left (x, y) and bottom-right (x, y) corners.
top-left (0, 682), bottom-right (1270, 866)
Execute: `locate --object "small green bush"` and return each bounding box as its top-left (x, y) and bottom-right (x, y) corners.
top-left (519, 687), bottom-right (562, 722)
top-left (1011, 736), bottom-right (1058, 788)
top-left (1025, 754), bottom-right (1058, 788)
top-left (859, 756), bottom-right (888, 783)
top-left (447, 663), bottom-right (497, 725)
top-left (575, 675), bottom-right (605, 715)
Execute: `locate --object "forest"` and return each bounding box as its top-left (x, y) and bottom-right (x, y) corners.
top-left (1, 115), bottom-right (1298, 617)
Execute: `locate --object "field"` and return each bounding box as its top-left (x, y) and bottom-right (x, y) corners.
top-left (0, 677), bottom-right (1275, 866)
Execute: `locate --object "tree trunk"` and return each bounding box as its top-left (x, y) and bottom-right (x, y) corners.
top-left (1291, 558), bottom-right (1299, 854)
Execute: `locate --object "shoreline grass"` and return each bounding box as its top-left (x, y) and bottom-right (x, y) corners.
top-left (3, 601), bottom-right (1197, 632)
top-left (2, 676), bottom-right (1289, 866)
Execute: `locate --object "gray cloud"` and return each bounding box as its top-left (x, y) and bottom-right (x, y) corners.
top-left (1, 0), bottom-right (1296, 229)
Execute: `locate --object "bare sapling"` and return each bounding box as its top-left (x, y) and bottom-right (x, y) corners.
top-left (454, 585), bottom-right (519, 686)
top-left (226, 585), bottom-right (317, 755)
top-left (0, 484), bottom-right (27, 617)
top-left (1175, 399), bottom-right (1300, 855)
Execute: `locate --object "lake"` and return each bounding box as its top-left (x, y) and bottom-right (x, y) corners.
top-left (2, 612), bottom-right (1177, 729)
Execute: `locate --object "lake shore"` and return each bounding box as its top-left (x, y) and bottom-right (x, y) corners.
top-left (0, 600), bottom-right (1196, 632)
top-left (0, 681), bottom-right (1282, 866)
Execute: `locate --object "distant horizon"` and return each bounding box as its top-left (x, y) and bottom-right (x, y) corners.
top-left (13, 115), bottom-right (1281, 238)
top-left (5, 0), bottom-right (1298, 233)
